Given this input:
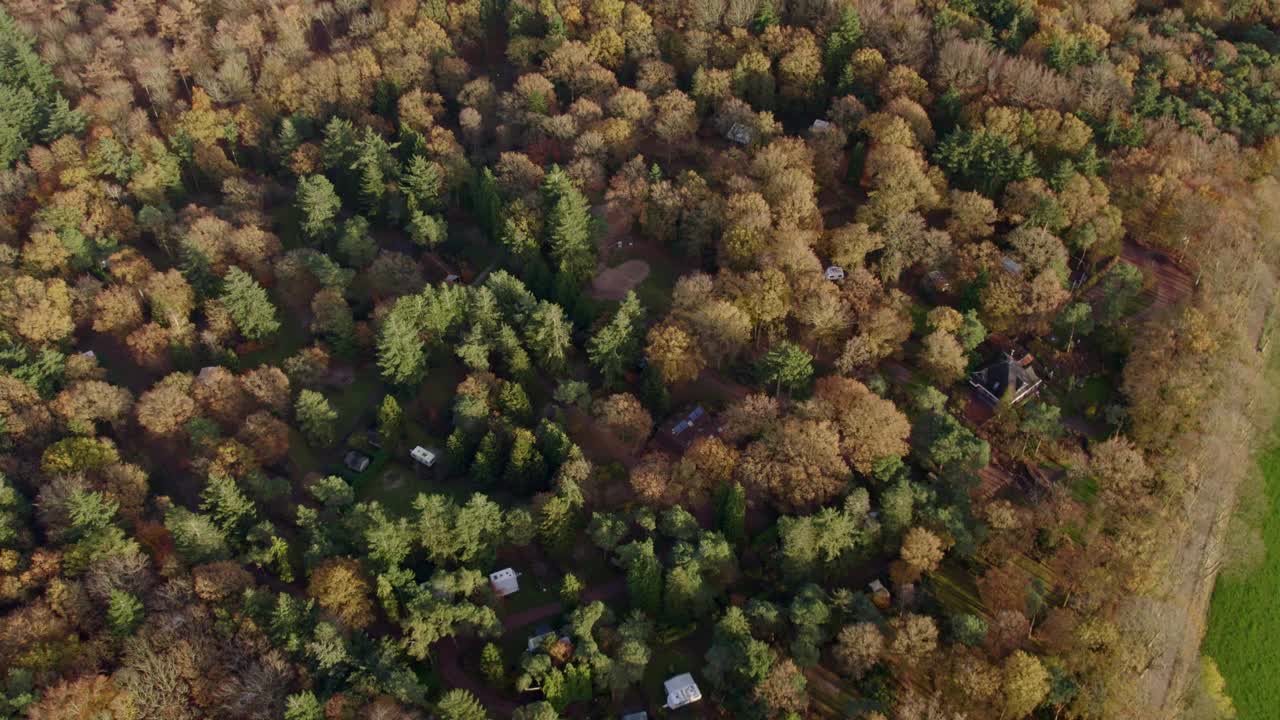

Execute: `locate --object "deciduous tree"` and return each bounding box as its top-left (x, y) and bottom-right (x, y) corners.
top-left (308, 557), bottom-right (375, 629)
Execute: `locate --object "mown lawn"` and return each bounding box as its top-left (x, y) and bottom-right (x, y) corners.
top-left (1202, 425), bottom-right (1280, 718)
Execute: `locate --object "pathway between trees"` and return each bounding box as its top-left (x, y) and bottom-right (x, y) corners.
top-left (433, 579), bottom-right (627, 717)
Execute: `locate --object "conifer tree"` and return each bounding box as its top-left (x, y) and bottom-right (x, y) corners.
top-left (537, 492), bottom-right (582, 553)
top-left (524, 301), bottom-right (573, 374)
top-left (107, 590), bottom-right (144, 636)
top-left (625, 544), bottom-right (663, 615)
top-left (357, 157), bottom-right (384, 213)
top-left (752, 0), bottom-right (779, 32)
top-left (284, 692), bottom-right (324, 720)
top-left (481, 642), bottom-right (506, 686)
top-left (437, 689), bottom-right (489, 720)
top-left (296, 390), bottom-right (337, 447)
top-left (377, 395), bottom-right (404, 451)
top-left (402, 155), bottom-right (443, 211)
top-left (408, 209), bottom-right (448, 246)
top-left (824, 6), bottom-right (863, 76)
top-left (321, 117), bottom-right (358, 170)
top-left (504, 429), bottom-right (547, 491)
top-left (542, 167), bottom-right (596, 292)
top-left (587, 292), bottom-right (644, 386)
top-left (717, 482), bottom-right (747, 545)
top-left (296, 175), bottom-right (341, 239)
top-left (277, 117), bottom-right (303, 158)
top-left (201, 472), bottom-right (258, 538)
top-left (470, 430), bottom-right (502, 485)
top-left (220, 266), bottom-right (279, 340)
top-left (378, 297), bottom-right (427, 384)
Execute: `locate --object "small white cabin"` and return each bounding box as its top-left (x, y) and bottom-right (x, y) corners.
top-left (490, 568), bottom-right (520, 597)
top-left (663, 673), bottom-right (702, 709)
top-left (726, 122), bottom-right (753, 146)
top-left (825, 265), bottom-right (846, 282)
top-left (410, 446), bottom-right (436, 467)
top-left (527, 630), bottom-right (555, 652)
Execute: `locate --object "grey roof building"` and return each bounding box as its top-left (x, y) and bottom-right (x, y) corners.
top-left (969, 353), bottom-right (1042, 406)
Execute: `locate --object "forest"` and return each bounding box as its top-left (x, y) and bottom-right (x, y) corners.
top-left (1, 0), bottom-right (1278, 719)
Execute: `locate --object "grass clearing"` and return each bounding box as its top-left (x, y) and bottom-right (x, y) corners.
top-left (1202, 424), bottom-right (1280, 719)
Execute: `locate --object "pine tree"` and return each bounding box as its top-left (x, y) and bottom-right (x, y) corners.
top-left (471, 168), bottom-right (502, 240)
top-left (277, 117), bottom-right (303, 158)
top-left (664, 561), bottom-right (712, 623)
top-left (824, 6), bottom-right (863, 76)
top-left (587, 292), bottom-right (644, 386)
top-left (481, 642), bottom-right (505, 686)
top-left (377, 395), bottom-right (404, 451)
top-left (201, 472), bottom-right (258, 538)
top-left (107, 590), bottom-right (143, 636)
top-left (165, 506), bottom-right (230, 564)
top-left (524, 301), bottom-right (573, 374)
top-left (542, 167), bottom-right (596, 291)
top-left (284, 692), bottom-right (324, 720)
top-left (752, 0), bottom-right (779, 32)
top-left (402, 155), bottom-right (443, 211)
top-left (357, 156), bottom-right (384, 214)
top-left (296, 175), bottom-right (341, 239)
top-left (437, 689), bottom-right (489, 720)
top-left (296, 390), bottom-right (338, 447)
top-left (716, 482), bottom-right (747, 545)
top-left (560, 573), bottom-right (583, 607)
top-left (504, 429), bottom-right (547, 492)
top-left (447, 427), bottom-right (477, 469)
top-left (320, 117), bottom-right (358, 170)
top-left (537, 493), bottom-right (581, 553)
top-left (41, 93), bottom-right (85, 142)
top-left (408, 209), bottom-right (448, 246)
top-left (220, 266), bottom-right (280, 340)
top-left (626, 545), bottom-right (663, 615)
top-left (470, 430), bottom-right (502, 485)
top-left (759, 341), bottom-right (814, 397)
top-left (378, 297), bottom-right (427, 384)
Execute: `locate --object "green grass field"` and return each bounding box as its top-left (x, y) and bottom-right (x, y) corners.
top-left (1202, 425), bottom-right (1280, 717)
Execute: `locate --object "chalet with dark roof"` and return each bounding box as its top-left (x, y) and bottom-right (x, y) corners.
top-left (969, 353), bottom-right (1042, 406)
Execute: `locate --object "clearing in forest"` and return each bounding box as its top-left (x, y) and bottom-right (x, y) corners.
top-left (591, 259), bottom-right (651, 300)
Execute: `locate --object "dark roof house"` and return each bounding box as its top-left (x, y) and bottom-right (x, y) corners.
top-left (343, 450), bottom-right (371, 473)
top-left (969, 353), bottom-right (1042, 406)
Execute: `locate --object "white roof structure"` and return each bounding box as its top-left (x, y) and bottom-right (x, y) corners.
top-left (490, 568), bottom-right (519, 597)
top-left (410, 446), bottom-right (436, 467)
top-left (869, 579), bottom-right (888, 595)
top-left (663, 674), bottom-right (702, 709)
top-left (825, 265), bottom-right (846, 281)
top-left (527, 630), bottom-right (555, 652)
top-left (726, 122), bottom-right (753, 145)
top-left (811, 118), bottom-right (833, 131)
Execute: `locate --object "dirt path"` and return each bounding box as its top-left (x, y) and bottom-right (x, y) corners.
top-left (1135, 451), bottom-right (1239, 717)
top-left (433, 579), bottom-right (627, 718)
